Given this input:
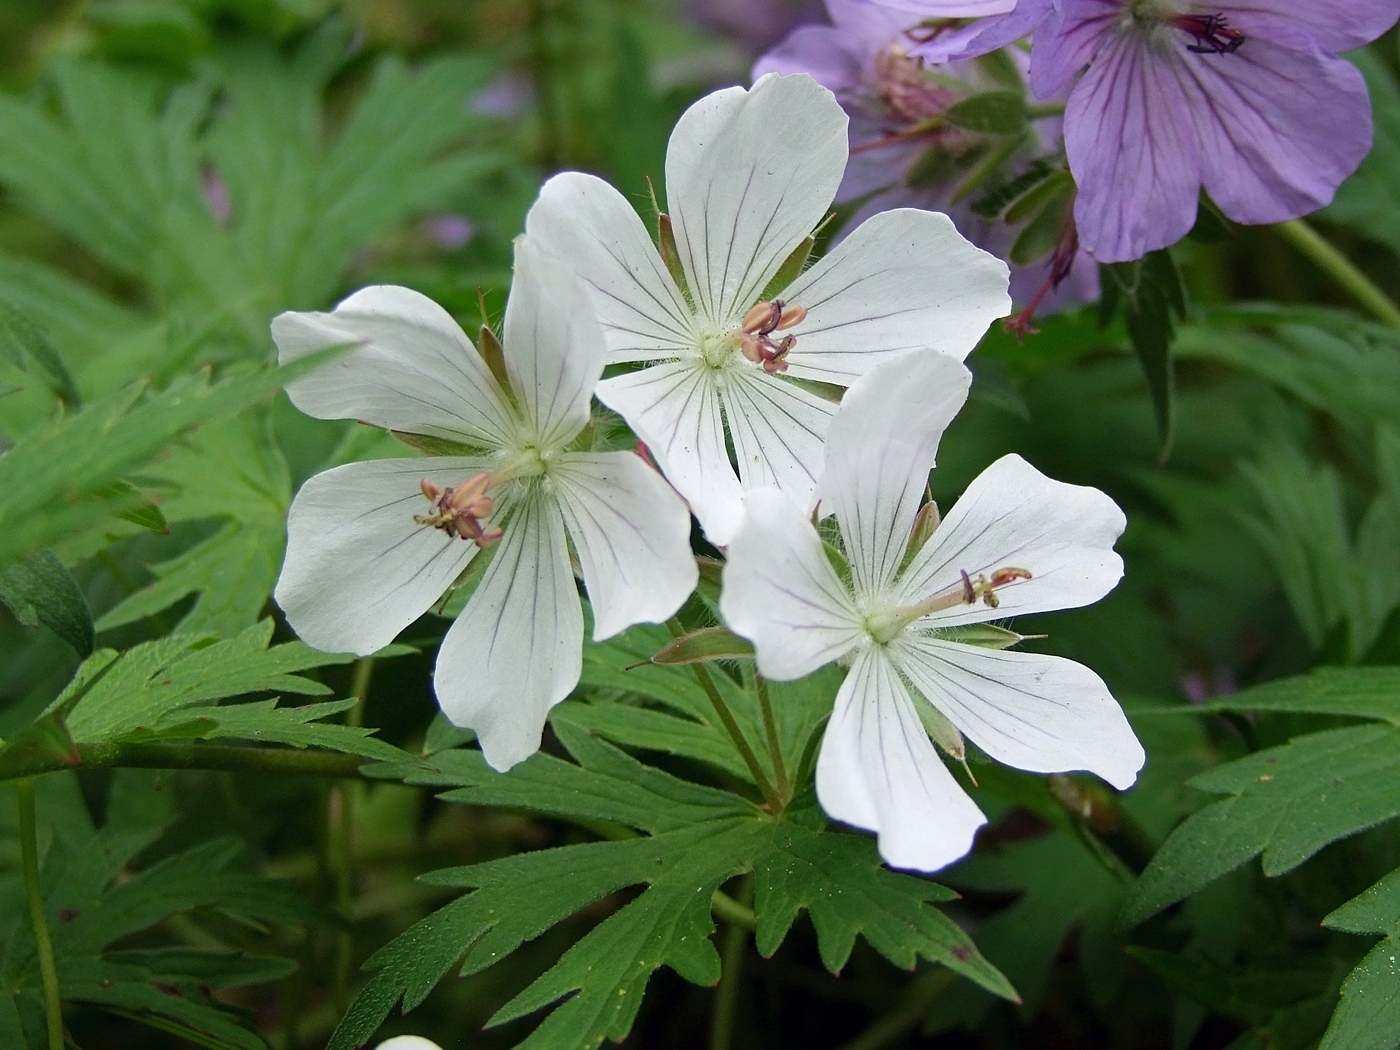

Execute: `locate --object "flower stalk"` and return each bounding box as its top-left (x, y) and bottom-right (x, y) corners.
top-left (669, 619), bottom-right (784, 812)
top-left (18, 779), bottom-right (64, 1050)
top-left (1275, 218), bottom-right (1400, 333)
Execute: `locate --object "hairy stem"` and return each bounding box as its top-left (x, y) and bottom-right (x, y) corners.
top-left (709, 877), bottom-right (753, 1050)
top-left (753, 674), bottom-right (791, 805)
top-left (1275, 218), bottom-right (1400, 332)
top-left (0, 741), bottom-right (370, 784)
top-left (667, 620), bottom-right (782, 811)
top-left (18, 780), bottom-right (64, 1050)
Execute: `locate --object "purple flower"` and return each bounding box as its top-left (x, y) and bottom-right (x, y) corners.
top-left (756, 0), bottom-right (1099, 314)
top-left (1031, 0), bottom-right (1398, 262)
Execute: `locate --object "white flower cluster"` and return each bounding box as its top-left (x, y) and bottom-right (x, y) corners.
top-left (273, 73), bottom-right (1144, 873)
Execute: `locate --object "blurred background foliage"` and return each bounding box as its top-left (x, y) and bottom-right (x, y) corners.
top-left (0, 1), bottom-right (1399, 1048)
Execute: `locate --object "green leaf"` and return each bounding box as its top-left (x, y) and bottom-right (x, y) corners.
top-left (649, 625), bottom-right (754, 665)
top-left (1100, 250), bottom-right (1186, 460)
top-left (338, 726), bottom-right (1010, 1049)
top-left (0, 356), bottom-right (328, 568)
top-left (1128, 947), bottom-right (1329, 1027)
top-left (97, 411), bottom-right (291, 636)
top-left (752, 799), bottom-right (1013, 995)
top-left (49, 619), bottom-right (397, 760)
top-left (1123, 724), bottom-right (1400, 926)
top-left (0, 773), bottom-right (316, 1050)
top-left (1200, 667), bottom-right (1400, 723)
top-left (0, 549), bottom-right (94, 656)
top-left (1317, 868), bottom-right (1400, 1050)
top-left (0, 301), bottom-right (81, 407)
top-left (942, 90), bottom-right (1028, 135)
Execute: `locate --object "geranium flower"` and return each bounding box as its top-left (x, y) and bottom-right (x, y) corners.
top-left (1029, 0), bottom-right (1397, 261)
top-left (375, 1039), bottom-right (443, 1050)
top-left (525, 72), bottom-right (1010, 545)
top-left (272, 239), bottom-right (698, 771)
top-left (720, 351), bottom-right (1144, 871)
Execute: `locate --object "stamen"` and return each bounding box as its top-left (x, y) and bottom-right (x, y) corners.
top-left (414, 474), bottom-right (503, 548)
top-left (738, 299), bottom-right (805, 374)
top-left (1173, 13), bottom-right (1245, 54)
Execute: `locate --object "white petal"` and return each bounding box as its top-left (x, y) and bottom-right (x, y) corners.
top-left (524, 172), bottom-right (696, 364)
top-left (597, 362), bottom-right (745, 545)
top-left (895, 639), bottom-right (1145, 790)
top-left (720, 487), bottom-right (864, 680)
top-left (722, 369), bottom-right (836, 508)
top-left (815, 352), bottom-right (972, 597)
top-left (551, 451), bottom-right (698, 639)
top-left (896, 454), bottom-right (1125, 626)
top-left (781, 209), bottom-right (1011, 384)
top-left (275, 458), bottom-right (490, 656)
top-left (434, 489), bottom-right (583, 771)
top-left (816, 646), bottom-right (987, 873)
top-left (503, 238), bottom-right (605, 449)
top-left (374, 1040), bottom-right (443, 1050)
top-left (665, 74), bottom-right (848, 325)
top-left (273, 286), bottom-right (513, 447)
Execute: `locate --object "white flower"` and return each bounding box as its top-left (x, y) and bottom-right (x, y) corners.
top-left (525, 72), bottom-right (1011, 545)
top-left (375, 1039), bottom-right (443, 1050)
top-left (272, 239), bottom-right (698, 771)
top-left (720, 352), bottom-right (1145, 872)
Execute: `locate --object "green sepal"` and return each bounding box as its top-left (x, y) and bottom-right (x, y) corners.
top-left (901, 499), bottom-right (940, 572)
top-left (657, 213), bottom-right (693, 305)
top-left (937, 623), bottom-right (1030, 650)
top-left (389, 431), bottom-right (486, 457)
top-left (649, 626), bottom-right (755, 665)
top-left (476, 324), bottom-right (513, 392)
top-left (758, 235), bottom-right (815, 302)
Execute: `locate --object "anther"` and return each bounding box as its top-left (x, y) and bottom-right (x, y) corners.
top-left (1174, 13), bottom-right (1245, 54)
top-left (739, 299), bottom-right (805, 373)
top-left (414, 473), bottom-right (503, 549)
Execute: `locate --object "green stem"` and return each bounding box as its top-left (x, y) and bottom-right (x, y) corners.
top-left (18, 781), bottom-right (64, 1050)
top-left (1275, 218), bottom-right (1400, 332)
top-left (710, 889), bottom-right (756, 931)
top-left (753, 674), bottom-right (791, 806)
top-left (709, 880), bottom-right (751, 1050)
top-left (0, 741), bottom-right (370, 785)
top-left (1026, 102), bottom-right (1066, 119)
top-left (667, 620), bottom-right (781, 811)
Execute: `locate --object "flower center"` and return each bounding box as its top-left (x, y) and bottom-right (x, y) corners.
top-left (697, 329), bottom-right (742, 371)
top-left (1127, 3), bottom-right (1245, 54)
top-left (1172, 13), bottom-right (1244, 54)
top-left (864, 566), bottom-right (1033, 645)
